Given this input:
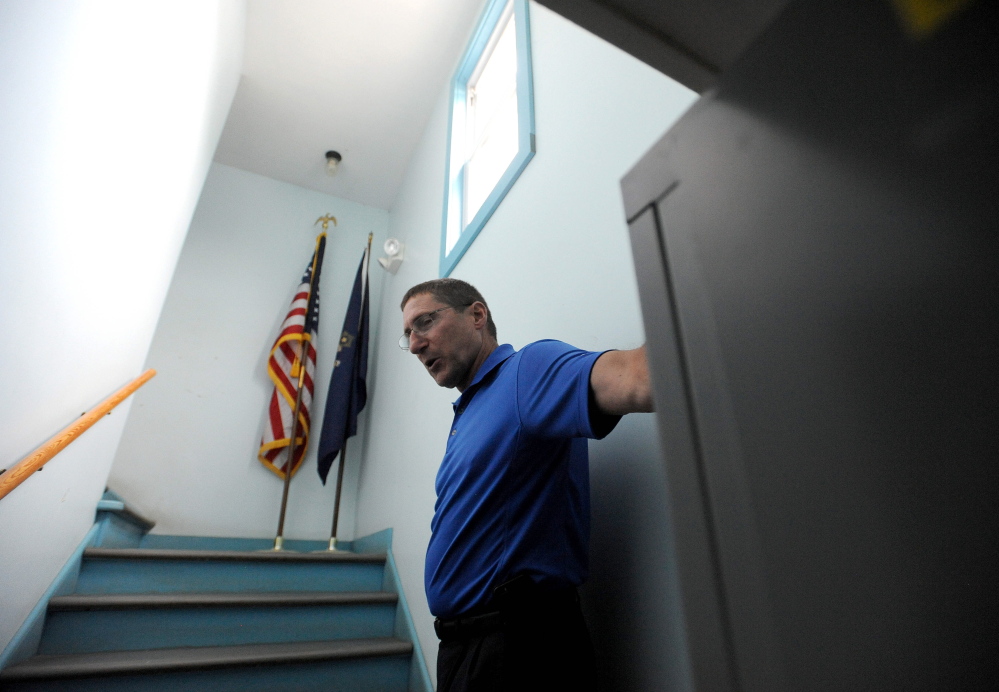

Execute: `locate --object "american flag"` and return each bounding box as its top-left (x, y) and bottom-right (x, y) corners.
top-left (258, 235), bottom-right (326, 479)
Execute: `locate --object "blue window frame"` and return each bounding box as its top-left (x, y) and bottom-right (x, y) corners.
top-left (440, 0), bottom-right (535, 277)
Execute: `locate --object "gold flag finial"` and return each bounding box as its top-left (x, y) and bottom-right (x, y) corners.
top-left (315, 214), bottom-right (338, 230)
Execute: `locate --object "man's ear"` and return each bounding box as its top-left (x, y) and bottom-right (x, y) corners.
top-left (469, 301), bottom-right (488, 330)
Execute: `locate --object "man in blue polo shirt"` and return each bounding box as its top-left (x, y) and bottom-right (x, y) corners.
top-left (400, 278), bottom-right (653, 692)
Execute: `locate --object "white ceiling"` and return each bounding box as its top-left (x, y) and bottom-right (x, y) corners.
top-left (213, 0), bottom-right (487, 211)
top-left (213, 1), bottom-right (793, 211)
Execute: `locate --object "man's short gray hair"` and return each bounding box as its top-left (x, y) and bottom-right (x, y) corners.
top-left (401, 278), bottom-right (497, 339)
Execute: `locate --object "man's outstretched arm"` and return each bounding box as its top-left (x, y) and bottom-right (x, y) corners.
top-left (590, 345), bottom-right (654, 416)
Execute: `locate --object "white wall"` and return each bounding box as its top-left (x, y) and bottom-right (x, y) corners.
top-left (109, 163), bottom-right (390, 542)
top-left (0, 0), bottom-right (245, 657)
top-left (354, 4), bottom-right (698, 689)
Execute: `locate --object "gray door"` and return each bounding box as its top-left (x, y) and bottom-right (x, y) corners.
top-left (624, 2), bottom-right (998, 691)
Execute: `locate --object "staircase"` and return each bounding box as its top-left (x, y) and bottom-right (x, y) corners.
top-left (0, 496), bottom-right (430, 691)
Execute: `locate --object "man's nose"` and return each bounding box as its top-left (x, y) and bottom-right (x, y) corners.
top-left (408, 331), bottom-right (427, 354)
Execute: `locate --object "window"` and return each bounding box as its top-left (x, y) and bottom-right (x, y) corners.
top-left (440, 0), bottom-right (535, 277)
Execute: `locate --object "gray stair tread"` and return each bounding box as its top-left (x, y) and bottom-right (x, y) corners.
top-left (83, 547), bottom-right (386, 563)
top-left (0, 637), bottom-right (413, 680)
top-left (49, 591), bottom-right (398, 611)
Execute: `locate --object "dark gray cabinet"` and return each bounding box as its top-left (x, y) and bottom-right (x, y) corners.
top-left (623, 2), bottom-right (997, 690)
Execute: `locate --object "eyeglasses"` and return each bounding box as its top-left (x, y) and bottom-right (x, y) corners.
top-left (398, 304), bottom-right (470, 350)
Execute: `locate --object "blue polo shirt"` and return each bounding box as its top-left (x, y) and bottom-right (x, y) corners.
top-left (425, 340), bottom-right (620, 617)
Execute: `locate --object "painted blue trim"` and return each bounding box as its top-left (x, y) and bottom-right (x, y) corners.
top-left (332, 528), bottom-right (431, 691)
top-left (96, 499), bottom-right (126, 511)
top-left (94, 511), bottom-right (146, 548)
top-left (0, 524), bottom-right (100, 670)
top-left (440, 0), bottom-right (535, 277)
top-left (351, 527), bottom-right (393, 554)
top-left (344, 528), bottom-right (432, 691)
top-left (102, 488), bottom-right (126, 503)
top-left (384, 552), bottom-right (434, 692)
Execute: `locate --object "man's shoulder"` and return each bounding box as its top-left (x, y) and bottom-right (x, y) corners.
top-left (517, 339), bottom-right (582, 359)
top-left (511, 340), bottom-right (605, 436)
top-left (514, 340), bottom-right (600, 379)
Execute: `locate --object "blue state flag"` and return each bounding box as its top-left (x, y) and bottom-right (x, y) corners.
top-left (317, 250), bottom-right (369, 484)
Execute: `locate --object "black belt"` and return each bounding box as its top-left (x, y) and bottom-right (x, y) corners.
top-left (434, 609), bottom-right (507, 641)
top-left (434, 575), bottom-right (579, 641)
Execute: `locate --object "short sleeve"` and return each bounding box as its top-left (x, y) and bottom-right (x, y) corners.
top-left (516, 340), bottom-right (617, 439)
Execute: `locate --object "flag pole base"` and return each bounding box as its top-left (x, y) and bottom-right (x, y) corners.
top-left (260, 536), bottom-right (287, 552)
top-left (313, 537), bottom-right (347, 552)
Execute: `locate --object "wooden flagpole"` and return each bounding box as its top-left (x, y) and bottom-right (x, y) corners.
top-left (270, 219), bottom-right (334, 551)
top-left (325, 442), bottom-right (349, 551)
top-left (324, 233), bottom-right (372, 552)
top-left (273, 351), bottom-right (309, 550)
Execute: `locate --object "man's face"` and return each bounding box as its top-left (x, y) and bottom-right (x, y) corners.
top-left (402, 293), bottom-right (482, 390)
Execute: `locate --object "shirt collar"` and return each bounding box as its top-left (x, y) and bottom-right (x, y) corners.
top-left (453, 343), bottom-right (515, 408)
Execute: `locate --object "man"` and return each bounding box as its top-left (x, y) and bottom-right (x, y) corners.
top-left (400, 278), bottom-right (653, 692)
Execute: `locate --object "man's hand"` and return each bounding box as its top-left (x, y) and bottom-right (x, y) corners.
top-left (590, 345), bottom-right (654, 416)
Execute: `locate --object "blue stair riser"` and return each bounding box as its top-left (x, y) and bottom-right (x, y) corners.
top-left (38, 603), bottom-right (398, 655)
top-left (1, 654), bottom-right (411, 692)
top-left (75, 559), bottom-right (384, 594)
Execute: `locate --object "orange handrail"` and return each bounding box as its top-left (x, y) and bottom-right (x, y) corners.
top-left (0, 369), bottom-right (156, 502)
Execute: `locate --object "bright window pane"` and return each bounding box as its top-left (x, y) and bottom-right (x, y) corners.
top-left (464, 13), bottom-right (518, 226)
top-left (441, 0), bottom-right (534, 277)
top-left (465, 93), bottom-right (518, 224)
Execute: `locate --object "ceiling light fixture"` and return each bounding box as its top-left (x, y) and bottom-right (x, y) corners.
top-left (325, 150), bottom-right (342, 177)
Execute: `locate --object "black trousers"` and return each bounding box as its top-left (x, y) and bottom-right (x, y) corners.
top-left (436, 589), bottom-right (597, 692)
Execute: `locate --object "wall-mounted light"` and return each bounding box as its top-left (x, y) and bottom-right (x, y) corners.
top-left (378, 238), bottom-right (404, 274)
top-left (325, 150), bottom-right (342, 177)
